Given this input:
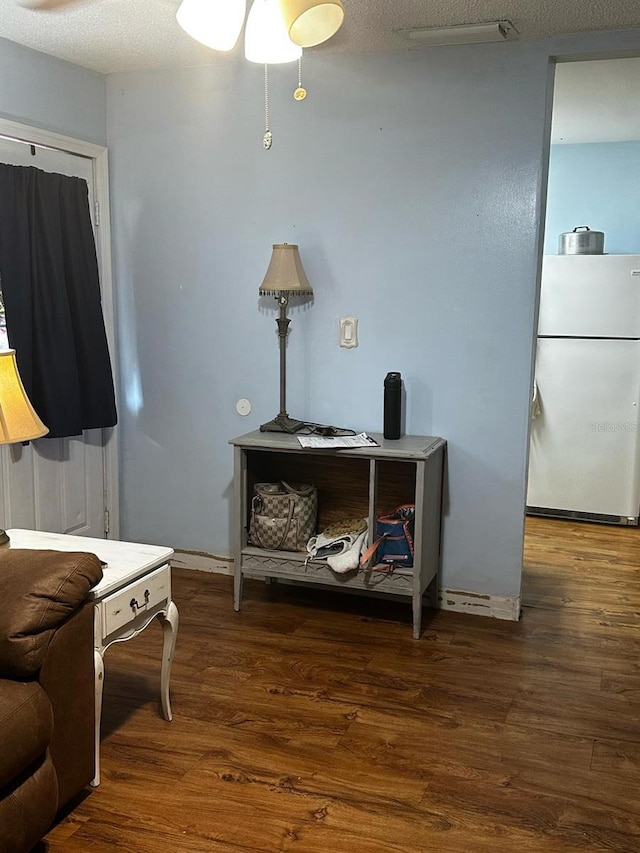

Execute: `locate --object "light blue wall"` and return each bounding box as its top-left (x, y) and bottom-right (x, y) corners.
top-left (544, 141), bottom-right (640, 255)
top-left (0, 37), bottom-right (106, 144)
top-left (106, 28), bottom-right (640, 602)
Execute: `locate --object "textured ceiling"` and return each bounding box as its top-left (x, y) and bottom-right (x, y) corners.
top-left (1, 0), bottom-right (640, 74)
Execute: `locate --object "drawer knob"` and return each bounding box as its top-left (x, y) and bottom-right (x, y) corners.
top-left (130, 589), bottom-right (151, 612)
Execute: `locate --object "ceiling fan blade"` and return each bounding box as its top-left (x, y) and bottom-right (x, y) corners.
top-left (21, 0), bottom-right (92, 10)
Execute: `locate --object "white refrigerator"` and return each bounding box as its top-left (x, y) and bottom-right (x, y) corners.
top-left (527, 254), bottom-right (640, 525)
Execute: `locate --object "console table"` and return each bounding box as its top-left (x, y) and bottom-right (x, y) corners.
top-left (230, 431), bottom-right (445, 638)
top-left (6, 529), bottom-right (177, 786)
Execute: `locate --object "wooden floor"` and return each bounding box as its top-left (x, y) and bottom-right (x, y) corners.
top-left (41, 516), bottom-right (640, 852)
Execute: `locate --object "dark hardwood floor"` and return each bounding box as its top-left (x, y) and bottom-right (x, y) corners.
top-left (42, 517), bottom-right (640, 851)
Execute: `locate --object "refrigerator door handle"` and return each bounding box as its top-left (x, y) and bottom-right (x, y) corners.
top-left (531, 378), bottom-right (541, 419)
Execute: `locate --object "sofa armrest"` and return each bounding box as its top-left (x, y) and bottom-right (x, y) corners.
top-left (0, 549), bottom-right (102, 678)
top-left (40, 601), bottom-right (96, 806)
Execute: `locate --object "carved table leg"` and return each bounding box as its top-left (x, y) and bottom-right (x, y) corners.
top-left (91, 648), bottom-right (105, 787)
top-left (157, 600), bottom-right (179, 721)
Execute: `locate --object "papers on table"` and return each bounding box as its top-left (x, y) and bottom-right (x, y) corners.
top-left (297, 432), bottom-right (379, 449)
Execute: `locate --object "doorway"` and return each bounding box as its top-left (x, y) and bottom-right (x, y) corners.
top-left (0, 120), bottom-right (119, 539)
top-left (523, 56), bottom-right (640, 609)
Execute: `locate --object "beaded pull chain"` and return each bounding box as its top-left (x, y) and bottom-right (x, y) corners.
top-left (294, 56), bottom-right (307, 101)
top-left (263, 56), bottom-right (306, 149)
top-left (263, 64), bottom-right (272, 150)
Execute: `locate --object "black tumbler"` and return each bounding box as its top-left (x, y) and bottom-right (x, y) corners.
top-left (383, 372), bottom-right (402, 440)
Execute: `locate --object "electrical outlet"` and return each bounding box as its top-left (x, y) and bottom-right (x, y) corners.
top-left (339, 317), bottom-right (358, 348)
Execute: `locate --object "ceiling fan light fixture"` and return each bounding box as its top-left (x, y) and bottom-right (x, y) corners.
top-left (245, 0), bottom-right (302, 64)
top-left (176, 0), bottom-right (247, 52)
top-left (280, 0), bottom-right (345, 48)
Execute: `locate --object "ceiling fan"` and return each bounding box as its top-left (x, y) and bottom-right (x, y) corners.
top-left (22, 0), bottom-right (346, 37)
top-left (21, 0), bottom-right (346, 56)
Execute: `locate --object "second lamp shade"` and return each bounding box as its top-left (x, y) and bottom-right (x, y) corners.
top-left (0, 349), bottom-right (48, 444)
top-left (259, 244), bottom-right (313, 296)
top-left (280, 0), bottom-right (345, 48)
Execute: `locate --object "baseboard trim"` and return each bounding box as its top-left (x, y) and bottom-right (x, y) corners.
top-left (175, 556), bottom-right (521, 621)
top-left (172, 549), bottom-right (233, 576)
top-left (439, 588), bottom-right (521, 621)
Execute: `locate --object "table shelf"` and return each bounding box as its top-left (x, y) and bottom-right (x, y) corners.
top-left (230, 431), bottom-right (446, 638)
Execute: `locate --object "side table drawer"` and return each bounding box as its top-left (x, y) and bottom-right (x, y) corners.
top-left (101, 564), bottom-right (171, 637)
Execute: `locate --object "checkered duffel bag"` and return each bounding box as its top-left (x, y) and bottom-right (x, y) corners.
top-left (249, 481), bottom-right (317, 551)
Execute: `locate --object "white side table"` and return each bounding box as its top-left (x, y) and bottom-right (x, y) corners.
top-left (6, 529), bottom-right (178, 786)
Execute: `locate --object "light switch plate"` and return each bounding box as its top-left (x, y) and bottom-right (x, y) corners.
top-left (339, 317), bottom-right (358, 348)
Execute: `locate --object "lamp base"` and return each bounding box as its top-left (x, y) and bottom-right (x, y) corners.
top-left (260, 413), bottom-right (306, 434)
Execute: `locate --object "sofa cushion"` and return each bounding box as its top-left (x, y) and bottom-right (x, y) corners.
top-left (0, 679), bottom-right (53, 791)
top-left (0, 549), bottom-right (103, 678)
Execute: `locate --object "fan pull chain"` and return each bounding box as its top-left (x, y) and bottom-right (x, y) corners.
top-left (294, 55), bottom-right (307, 101)
top-left (263, 64), bottom-right (272, 150)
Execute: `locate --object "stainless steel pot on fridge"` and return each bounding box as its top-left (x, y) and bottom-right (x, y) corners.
top-left (558, 226), bottom-right (605, 255)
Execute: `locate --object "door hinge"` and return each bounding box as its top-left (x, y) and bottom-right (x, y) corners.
top-left (95, 201), bottom-right (100, 226)
top-left (104, 507), bottom-right (110, 535)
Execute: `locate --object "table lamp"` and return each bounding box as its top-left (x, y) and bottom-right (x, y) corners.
top-left (0, 348), bottom-right (49, 544)
top-left (259, 243), bottom-right (313, 433)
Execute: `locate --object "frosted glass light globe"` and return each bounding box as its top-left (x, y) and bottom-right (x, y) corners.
top-left (176, 0), bottom-right (247, 52)
top-left (245, 0), bottom-right (302, 64)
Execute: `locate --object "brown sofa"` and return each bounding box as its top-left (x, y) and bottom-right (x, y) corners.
top-left (0, 548), bottom-right (103, 853)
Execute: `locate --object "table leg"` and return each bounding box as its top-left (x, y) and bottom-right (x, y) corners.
top-left (234, 569), bottom-right (243, 611)
top-left (91, 649), bottom-right (105, 787)
top-left (157, 600), bottom-right (179, 721)
top-left (412, 593), bottom-right (422, 640)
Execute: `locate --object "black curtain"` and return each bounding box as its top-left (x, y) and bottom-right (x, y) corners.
top-left (0, 164), bottom-right (117, 438)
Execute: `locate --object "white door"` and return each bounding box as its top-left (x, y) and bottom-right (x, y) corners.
top-left (0, 137), bottom-right (109, 538)
top-left (528, 337), bottom-right (640, 520)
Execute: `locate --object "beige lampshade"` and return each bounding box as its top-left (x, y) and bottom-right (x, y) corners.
top-left (280, 0), bottom-right (345, 48)
top-left (259, 243), bottom-right (313, 296)
top-left (0, 349), bottom-right (48, 444)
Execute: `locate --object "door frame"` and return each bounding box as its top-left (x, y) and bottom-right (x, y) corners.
top-left (0, 117), bottom-right (119, 538)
